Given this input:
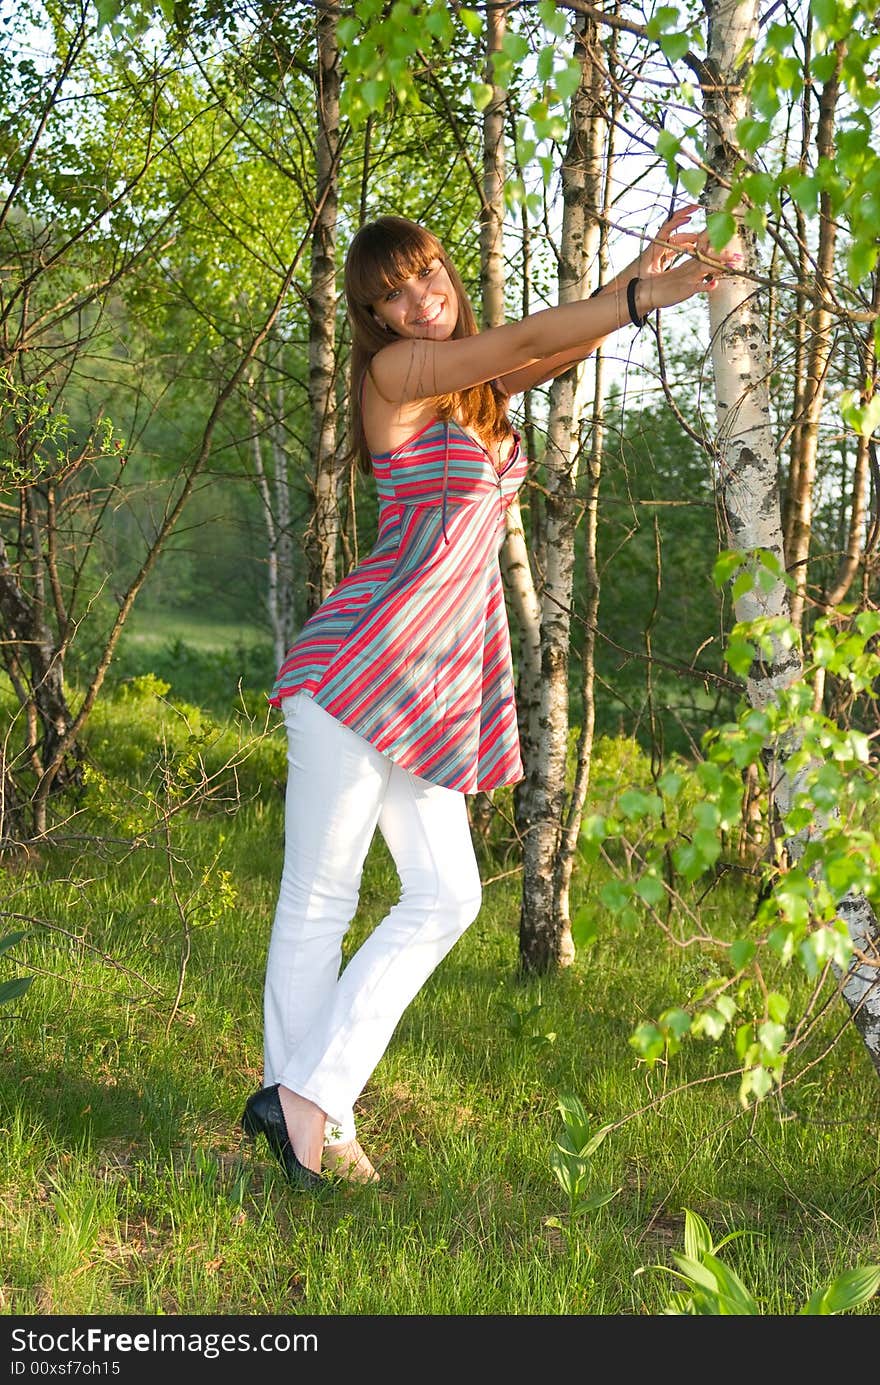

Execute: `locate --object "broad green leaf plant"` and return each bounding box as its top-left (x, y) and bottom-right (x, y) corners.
top-left (638, 1207), bottom-right (880, 1314)
top-left (546, 1093), bottom-right (619, 1255)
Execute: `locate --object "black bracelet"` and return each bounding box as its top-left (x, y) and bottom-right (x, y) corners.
top-left (590, 285), bottom-right (603, 298)
top-left (626, 276), bottom-right (648, 329)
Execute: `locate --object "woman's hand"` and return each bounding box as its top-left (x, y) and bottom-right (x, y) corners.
top-left (636, 227), bottom-right (739, 317)
top-left (637, 202), bottom-right (703, 279)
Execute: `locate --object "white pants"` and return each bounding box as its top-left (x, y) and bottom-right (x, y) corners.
top-left (263, 693), bottom-right (482, 1144)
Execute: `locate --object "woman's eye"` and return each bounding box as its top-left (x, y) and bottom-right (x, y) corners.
top-left (384, 288), bottom-right (400, 302)
top-left (418, 264), bottom-right (433, 279)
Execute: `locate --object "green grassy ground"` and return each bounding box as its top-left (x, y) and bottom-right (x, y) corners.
top-left (1, 650), bottom-right (879, 1316)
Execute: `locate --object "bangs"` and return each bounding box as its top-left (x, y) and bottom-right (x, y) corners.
top-left (345, 218), bottom-right (443, 305)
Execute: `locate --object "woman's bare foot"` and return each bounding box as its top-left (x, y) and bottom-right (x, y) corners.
top-left (322, 1138), bottom-right (380, 1184)
top-left (277, 1085), bottom-right (325, 1175)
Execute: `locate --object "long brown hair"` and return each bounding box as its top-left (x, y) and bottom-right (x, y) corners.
top-left (343, 215), bottom-right (511, 474)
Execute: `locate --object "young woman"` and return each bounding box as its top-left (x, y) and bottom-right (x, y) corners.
top-left (241, 207), bottom-right (733, 1188)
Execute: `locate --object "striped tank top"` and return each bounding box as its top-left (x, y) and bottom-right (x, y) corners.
top-left (268, 417), bottom-right (528, 792)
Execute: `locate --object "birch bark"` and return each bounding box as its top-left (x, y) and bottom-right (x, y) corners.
top-left (704, 0), bottom-right (880, 1069)
top-left (249, 372), bottom-right (295, 669)
top-left (472, 2), bottom-right (523, 839)
top-left (306, 5), bottom-right (341, 614)
top-left (519, 17), bottom-right (604, 972)
top-left (784, 40), bottom-right (846, 634)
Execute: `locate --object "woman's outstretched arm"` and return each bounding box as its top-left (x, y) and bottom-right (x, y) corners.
top-left (371, 217), bottom-right (732, 406)
top-left (496, 204), bottom-right (708, 397)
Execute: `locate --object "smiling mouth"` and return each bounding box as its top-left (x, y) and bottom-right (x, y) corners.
top-left (412, 302), bottom-right (443, 326)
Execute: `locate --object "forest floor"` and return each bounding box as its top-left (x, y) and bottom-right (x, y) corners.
top-left (1, 619), bottom-right (879, 1316)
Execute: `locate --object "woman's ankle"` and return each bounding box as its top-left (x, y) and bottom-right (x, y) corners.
top-left (277, 1085), bottom-right (326, 1173)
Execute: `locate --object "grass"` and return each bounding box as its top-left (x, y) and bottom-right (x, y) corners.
top-left (1, 648), bottom-right (879, 1317)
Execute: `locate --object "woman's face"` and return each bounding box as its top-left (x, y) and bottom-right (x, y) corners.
top-left (370, 257), bottom-right (459, 340)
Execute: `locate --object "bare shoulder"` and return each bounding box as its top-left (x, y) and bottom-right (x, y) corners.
top-left (362, 351), bottom-right (436, 457)
top-left (368, 339), bottom-right (445, 402)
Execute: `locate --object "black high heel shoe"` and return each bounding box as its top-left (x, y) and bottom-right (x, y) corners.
top-left (241, 1084), bottom-right (324, 1190)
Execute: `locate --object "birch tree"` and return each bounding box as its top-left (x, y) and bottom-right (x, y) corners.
top-left (702, 0), bottom-right (880, 1070)
top-left (305, 3), bottom-right (343, 614)
top-left (518, 15), bottom-right (605, 972)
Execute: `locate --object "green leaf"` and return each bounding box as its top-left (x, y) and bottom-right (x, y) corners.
top-left (556, 1091), bottom-right (589, 1134)
top-left (713, 549), bottom-right (747, 586)
top-left (725, 636), bottom-right (755, 678)
top-left (618, 788), bottom-right (662, 820)
top-left (672, 840), bottom-right (707, 883)
top-left (707, 210), bottom-right (737, 249)
top-left (848, 238), bottom-right (880, 286)
top-left (736, 118), bottom-right (771, 153)
top-left (580, 812), bottom-right (606, 843)
top-left (426, 6), bottom-right (453, 41)
top-left (745, 1065), bottom-right (774, 1101)
top-left (841, 391), bottom-right (880, 438)
top-left (679, 167), bottom-right (707, 198)
top-left (553, 60), bottom-right (584, 103)
top-left (630, 1022), bottom-right (665, 1065)
top-left (0, 976), bottom-right (33, 1005)
top-left (656, 129), bottom-right (682, 163)
top-left (501, 32), bottom-right (530, 62)
top-left (549, 1147), bottom-right (579, 1200)
top-left (582, 1123), bottom-right (614, 1158)
top-left (361, 78), bottom-right (389, 112)
top-left (537, 0), bottom-right (569, 38)
top-left (670, 1251), bottom-right (721, 1294)
top-left (657, 769), bottom-right (683, 799)
top-left (659, 1008), bottom-right (692, 1040)
top-left (95, 0), bottom-right (123, 31)
top-left (0, 930), bottom-right (28, 956)
top-left (537, 46), bottom-right (555, 82)
top-left (600, 879), bottom-right (631, 911)
top-left (694, 800), bottom-right (721, 830)
top-left (571, 905), bottom-right (599, 948)
top-left (735, 1022), bottom-right (754, 1060)
top-left (646, 6), bottom-right (681, 37)
top-left (635, 873), bottom-right (666, 907)
top-left (470, 82), bottom-right (494, 112)
top-left (743, 206), bottom-right (768, 235)
top-left (692, 1008), bottom-right (726, 1040)
top-left (702, 1252), bottom-right (759, 1314)
top-left (683, 1208), bottom-right (714, 1261)
top-left (574, 1187), bottom-right (620, 1214)
top-left (659, 31), bottom-right (691, 63)
top-left (787, 173), bottom-right (819, 216)
top-left (732, 570), bottom-right (755, 602)
top-left (459, 6), bottom-right (483, 36)
top-left (693, 827), bottom-right (722, 867)
top-left (800, 1265), bottom-right (880, 1315)
top-left (757, 1020), bottom-right (786, 1056)
top-left (714, 994), bottom-right (737, 1023)
top-left (730, 938), bottom-right (756, 969)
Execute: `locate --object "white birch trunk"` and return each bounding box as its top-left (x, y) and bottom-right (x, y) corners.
top-left (247, 399), bottom-right (280, 665)
top-left (306, 5), bottom-right (340, 614)
top-left (519, 17), bottom-right (603, 971)
top-left (557, 99), bottom-right (613, 934)
top-left (785, 41), bottom-right (845, 633)
top-left (474, 4), bottom-right (542, 847)
top-left (704, 0), bottom-right (880, 1069)
top-left (249, 377), bottom-right (295, 668)
top-left (271, 385), bottom-right (296, 657)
